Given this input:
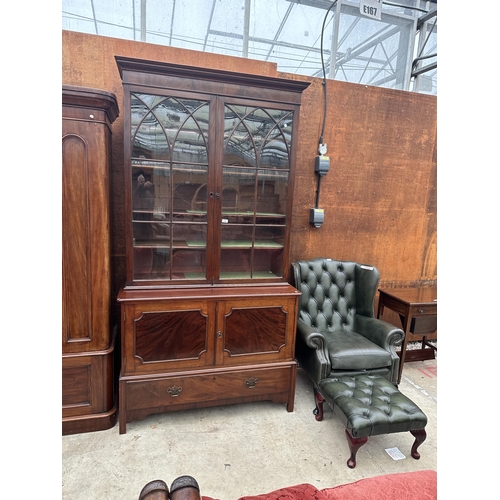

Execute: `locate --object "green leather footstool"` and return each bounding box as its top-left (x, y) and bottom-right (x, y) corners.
top-left (314, 374), bottom-right (428, 468)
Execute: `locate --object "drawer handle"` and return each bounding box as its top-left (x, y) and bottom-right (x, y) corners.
top-left (167, 385), bottom-right (182, 397)
top-left (245, 377), bottom-right (258, 389)
top-left (418, 309), bottom-right (424, 314)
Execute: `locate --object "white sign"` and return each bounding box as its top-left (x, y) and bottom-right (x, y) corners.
top-left (359, 0), bottom-right (382, 20)
top-left (385, 447), bottom-right (406, 460)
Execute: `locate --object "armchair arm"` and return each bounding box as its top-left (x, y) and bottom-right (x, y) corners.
top-left (355, 315), bottom-right (404, 384)
top-left (296, 319), bottom-right (331, 383)
top-left (355, 315), bottom-right (405, 351)
top-left (297, 320), bottom-right (327, 350)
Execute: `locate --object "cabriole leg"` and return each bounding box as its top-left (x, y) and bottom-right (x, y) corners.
top-left (410, 429), bottom-right (427, 459)
top-left (345, 429), bottom-right (368, 469)
top-left (313, 386), bottom-right (325, 421)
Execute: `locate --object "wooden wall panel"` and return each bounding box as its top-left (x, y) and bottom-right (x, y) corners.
top-left (62, 30), bottom-right (436, 326)
top-left (289, 77), bottom-right (437, 287)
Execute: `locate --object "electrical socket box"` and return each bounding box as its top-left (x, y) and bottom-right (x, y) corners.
top-left (310, 208), bottom-right (324, 228)
top-left (314, 155), bottom-right (330, 176)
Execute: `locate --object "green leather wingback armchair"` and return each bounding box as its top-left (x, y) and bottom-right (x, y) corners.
top-left (292, 258), bottom-right (404, 387)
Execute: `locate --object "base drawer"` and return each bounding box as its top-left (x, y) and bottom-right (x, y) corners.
top-left (410, 315), bottom-right (437, 335)
top-left (124, 365), bottom-right (293, 411)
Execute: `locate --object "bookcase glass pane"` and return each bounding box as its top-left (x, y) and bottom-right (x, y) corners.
top-left (222, 166), bottom-right (255, 216)
top-left (256, 169), bottom-right (288, 217)
top-left (170, 249), bottom-right (206, 280)
top-left (260, 120), bottom-right (292, 169)
top-left (131, 93), bottom-right (210, 162)
top-left (132, 163), bottom-right (170, 244)
top-left (219, 246), bottom-right (284, 279)
top-left (223, 105), bottom-right (293, 168)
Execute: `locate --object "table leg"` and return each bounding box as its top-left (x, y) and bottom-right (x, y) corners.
top-left (376, 298), bottom-right (384, 320)
top-left (397, 312), bottom-right (411, 384)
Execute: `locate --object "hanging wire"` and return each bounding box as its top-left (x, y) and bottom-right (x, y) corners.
top-left (313, 1), bottom-right (338, 210)
top-left (318, 0), bottom-right (338, 152)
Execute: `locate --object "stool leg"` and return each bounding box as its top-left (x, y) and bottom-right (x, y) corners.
top-left (410, 429), bottom-right (427, 459)
top-left (345, 429), bottom-right (368, 469)
top-left (313, 386), bottom-right (325, 421)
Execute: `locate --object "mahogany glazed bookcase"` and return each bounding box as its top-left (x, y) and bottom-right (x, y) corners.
top-left (115, 56), bottom-right (310, 434)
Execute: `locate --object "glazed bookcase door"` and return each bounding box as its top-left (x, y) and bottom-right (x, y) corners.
top-left (218, 102), bottom-right (294, 281)
top-left (125, 89), bottom-right (296, 286)
top-left (128, 90), bottom-right (215, 283)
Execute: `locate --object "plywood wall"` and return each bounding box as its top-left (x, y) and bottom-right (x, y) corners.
top-left (62, 30), bottom-right (436, 321)
top-left (291, 77), bottom-right (437, 287)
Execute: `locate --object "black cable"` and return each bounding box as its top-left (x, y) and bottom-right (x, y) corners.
top-left (315, 176), bottom-right (322, 208)
top-left (319, 0), bottom-right (337, 148)
top-left (314, 1), bottom-right (337, 210)
top-left (383, 1), bottom-right (429, 14)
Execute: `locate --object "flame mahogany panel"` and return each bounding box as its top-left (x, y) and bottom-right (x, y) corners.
top-left (224, 307), bottom-right (286, 355)
top-left (135, 310), bottom-right (208, 362)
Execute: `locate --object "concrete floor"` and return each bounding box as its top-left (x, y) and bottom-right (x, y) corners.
top-left (62, 358), bottom-right (437, 500)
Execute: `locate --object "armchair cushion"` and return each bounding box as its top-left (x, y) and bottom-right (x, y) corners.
top-left (326, 330), bottom-right (392, 370)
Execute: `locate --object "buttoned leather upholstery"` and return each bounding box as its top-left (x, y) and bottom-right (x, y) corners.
top-left (292, 258), bottom-right (404, 385)
top-left (318, 375), bottom-right (427, 438)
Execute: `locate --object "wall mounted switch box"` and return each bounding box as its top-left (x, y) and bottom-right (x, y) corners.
top-left (314, 155), bottom-right (330, 176)
top-left (310, 208), bottom-right (324, 228)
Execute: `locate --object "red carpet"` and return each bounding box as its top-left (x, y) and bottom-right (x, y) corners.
top-left (321, 470), bottom-right (437, 499)
top-left (237, 483), bottom-right (329, 500)
top-left (202, 470), bottom-right (437, 500)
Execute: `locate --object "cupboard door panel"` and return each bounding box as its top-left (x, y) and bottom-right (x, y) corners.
top-left (217, 298), bottom-right (295, 366)
top-left (224, 306), bottom-right (286, 355)
top-left (123, 301), bottom-right (216, 374)
top-left (135, 310), bottom-right (208, 362)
